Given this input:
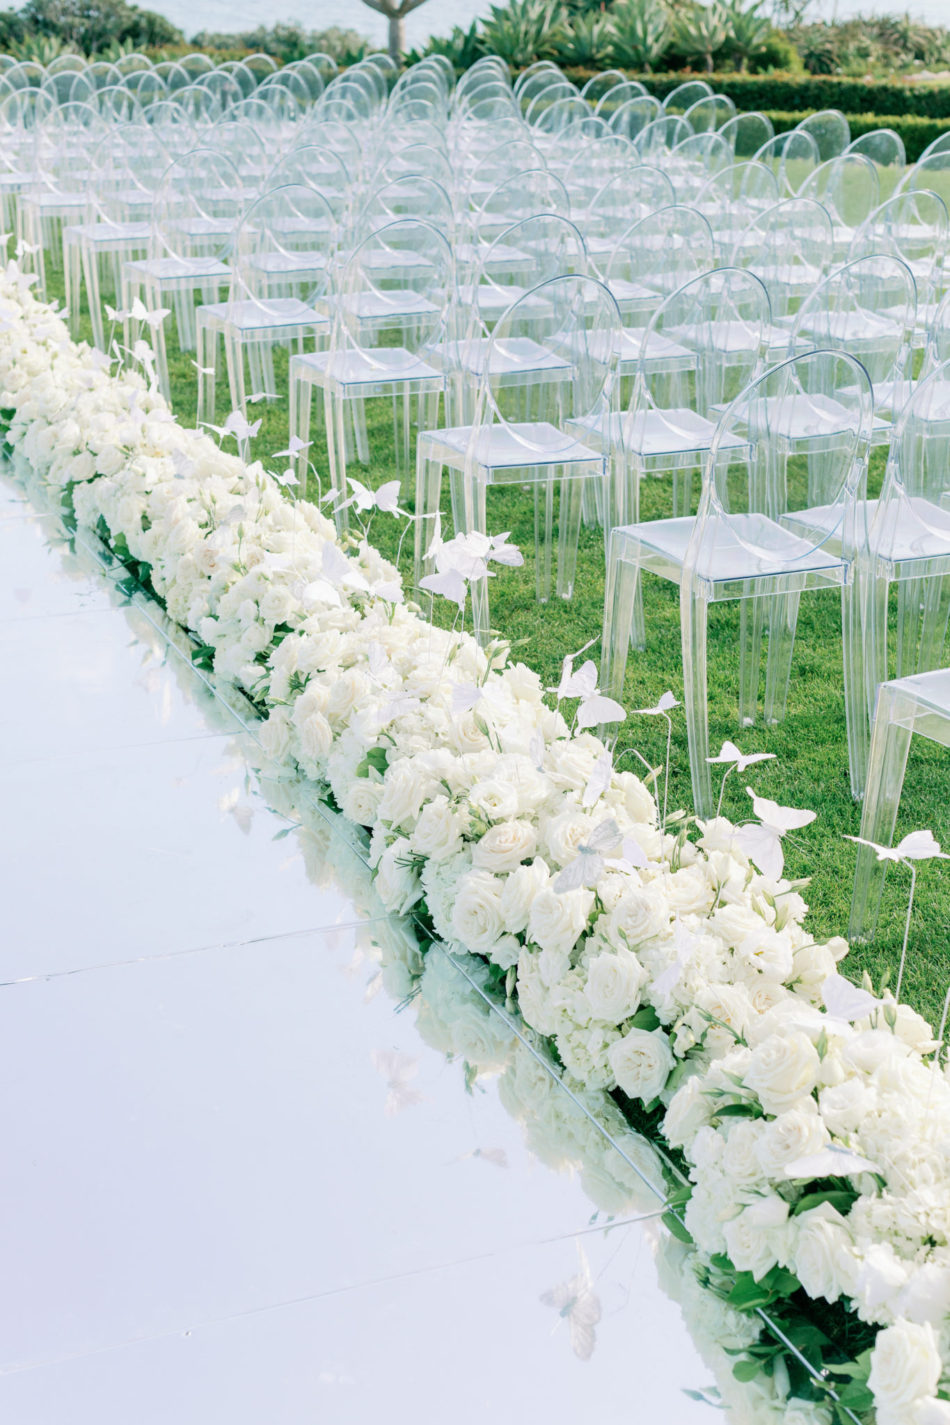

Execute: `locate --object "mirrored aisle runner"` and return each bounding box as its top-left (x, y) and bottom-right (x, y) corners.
top-left (0, 464), bottom-right (713, 1425)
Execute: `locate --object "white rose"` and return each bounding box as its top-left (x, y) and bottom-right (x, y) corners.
top-left (541, 809), bottom-right (597, 868)
top-left (377, 760), bottom-right (432, 830)
top-left (792, 1204), bottom-right (857, 1305)
top-left (868, 1321), bottom-right (942, 1415)
top-left (818, 1078), bottom-right (876, 1136)
top-left (411, 797), bottom-right (464, 863)
top-left (724, 1207), bottom-right (783, 1281)
top-left (340, 777), bottom-right (384, 828)
top-left (912, 1399), bottom-right (950, 1425)
top-left (469, 777), bottom-right (520, 820)
top-left (607, 887), bottom-right (667, 947)
top-left (375, 837), bottom-right (423, 915)
top-left (526, 886), bottom-right (593, 960)
top-left (663, 1076), bottom-right (713, 1150)
top-left (296, 711), bottom-right (333, 768)
top-left (743, 1032), bottom-right (820, 1114)
top-left (665, 865), bottom-right (713, 915)
top-left (450, 870), bottom-right (505, 954)
top-left (472, 820), bottom-right (537, 873)
top-left (94, 443), bottom-right (126, 477)
top-left (259, 707), bottom-right (292, 763)
top-left (259, 585), bottom-right (296, 625)
top-left (755, 1106), bottom-right (827, 1176)
top-left (584, 949), bottom-right (646, 1023)
top-left (608, 1026), bottom-right (674, 1101)
top-left (498, 859), bottom-right (549, 934)
top-left (722, 1118), bottom-right (767, 1185)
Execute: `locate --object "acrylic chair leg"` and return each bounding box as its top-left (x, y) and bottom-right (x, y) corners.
top-left (738, 591), bottom-right (765, 728)
top-left (917, 573), bottom-right (950, 674)
top-left (324, 389), bottom-right (349, 535)
top-left (681, 584), bottom-right (713, 818)
top-left (763, 588), bottom-right (801, 725)
top-left (292, 378), bottom-right (313, 494)
top-left (896, 578), bottom-right (922, 679)
top-left (848, 682), bottom-right (913, 943)
top-left (534, 477), bottom-right (555, 604)
top-left (866, 572), bottom-right (890, 720)
top-left (413, 447), bottom-right (443, 586)
top-left (353, 397), bottom-right (369, 465)
top-left (81, 244), bottom-right (105, 352)
top-left (601, 539), bottom-right (639, 702)
top-left (841, 580), bottom-right (870, 801)
top-left (64, 239), bottom-right (81, 339)
top-left (196, 321), bottom-right (213, 427)
top-left (556, 475), bottom-right (584, 601)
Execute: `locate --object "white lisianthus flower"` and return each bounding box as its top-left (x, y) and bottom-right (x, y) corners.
top-left (584, 949), bottom-right (646, 1023)
top-left (868, 1321), bottom-right (943, 1416)
top-left (608, 1027), bottom-right (674, 1102)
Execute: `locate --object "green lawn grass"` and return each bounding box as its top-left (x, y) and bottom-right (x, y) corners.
top-left (50, 269), bottom-right (950, 1026)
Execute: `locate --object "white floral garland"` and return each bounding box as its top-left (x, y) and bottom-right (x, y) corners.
top-left (3, 263), bottom-right (950, 1424)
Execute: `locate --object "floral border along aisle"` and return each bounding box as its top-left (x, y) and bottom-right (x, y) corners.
top-left (4, 263), bottom-right (950, 1425)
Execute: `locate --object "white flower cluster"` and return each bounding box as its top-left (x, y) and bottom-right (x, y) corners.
top-left (3, 265), bottom-right (950, 1422)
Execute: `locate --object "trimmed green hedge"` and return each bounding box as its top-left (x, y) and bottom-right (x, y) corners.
top-left (764, 110), bottom-right (950, 162)
top-left (562, 68), bottom-right (950, 120)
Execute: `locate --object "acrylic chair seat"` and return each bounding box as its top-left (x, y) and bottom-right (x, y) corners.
top-left (609, 510), bottom-right (845, 587)
top-left (198, 296), bottom-right (328, 334)
top-left (422, 420), bottom-right (602, 472)
top-left (575, 406), bottom-right (748, 459)
top-left (292, 345), bottom-right (442, 393)
top-left (788, 495), bottom-right (950, 566)
top-left (849, 666), bottom-right (950, 943)
top-left (125, 254), bottom-right (231, 284)
top-left (338, 287), bottom-right (440, 324)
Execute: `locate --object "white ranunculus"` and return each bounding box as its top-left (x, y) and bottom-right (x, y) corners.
top-left (868, 1321), bottom-right (943, 1415)
top-left (526, 886), bottom-right (593, 960)
top-left (498, 859), bottom-right (549, 935)
top-left (608, 1027), bottom-right (674, 1102)
top-left (472, 820), bottom-right (537, 874)
top-left (584, 949), bottom-right (646, 1024)
top-left (743, 1032), bottom-right (820, 1115)
top-left (450, 870), bottom-right (505, 955)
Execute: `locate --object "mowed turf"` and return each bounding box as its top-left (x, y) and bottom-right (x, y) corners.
top-left (48, 269), bottom-right (950, 1027)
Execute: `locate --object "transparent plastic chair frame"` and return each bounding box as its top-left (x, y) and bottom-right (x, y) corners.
top-left (414, 274), bottom-right (622, 640)
top-left (195, 183), bottom-right (334, 432)
top-left (849, 668), bottom-right (950, 942)
top-left (288, 218), bottom-right (452, 518)
top-left (601, 349), bottom-right (875, 814)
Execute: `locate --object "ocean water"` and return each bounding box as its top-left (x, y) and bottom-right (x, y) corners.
top-left (154, 0), bottom-right (950, 48)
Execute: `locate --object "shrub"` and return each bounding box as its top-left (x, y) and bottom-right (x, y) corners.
top-left (609, 0), bottom-right (670, 71)
top-left (20, 0), bottom-right (183, 52)
top-left (479, 0), bottom-right (567, 68)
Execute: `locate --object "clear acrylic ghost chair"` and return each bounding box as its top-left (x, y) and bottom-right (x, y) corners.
top-left (634, 115), bottom-right (692, 172)
top-left (796, 110), bottom-right (851, 163)
top-left (522, 76), bottom-right (578, 129)
top-left (593, 78), bottom-right (647, 116)
top-left (65, 126), bottom-right (168, 347)
top-left (849, 189), bottom-right (948, 349)
top-left (753, 129), bottom-right (821, 198)
top-left (602, 349), bottom-right (874, 812)
top-left (266, 144), bottom-right (351, 231)
top-left (195, 184), bottom-right (333, 431)
top-left (788, 255), bottom-right (917, 432)
top-left (669, 131), bottom-right (733, 200)
top-left (606, 94), bottom-right (661, 144)
top-left (846, 128), bottom-right (906, 200)
top-left (580, 70), bottom-right (631, 106)
top-left (731, 197), bottom-right (835, 328)
top-left (0, 86), bottom-right (53, 238)
top-left (122, 147), bottom-right (245, 400)
top-left (799, 153), bottom-right (881, 257)
top-left (694, 160), bottom-right (780, 262)
top-left (579, 266), bottom-right (771, 543)
top-left (442, 214), bottom-right (590, 426)
top-left (459, 208), bottom-right (587, 326)
top-left (602, 205), bottom-right (714, 330)
top-left (471, 168), bottom-right (570, 246)
top-left (782, 360), bottom-right (950, 750)
top-left (581, 166), bottom-right (676, 274)
top-left (289, 218), bottom-right (452, 514)
top-left (18, 101), bottom-right (109, 298)
top-left (849, 667), bottom-right (950, 941)
top-left (415, 274), bottom-right (621, 638)
top-left (720, 111), bottom-right (774, 162)
top-left (562, 133), bottom-right (636, 223)
top-left (899, 151), bottom-right (950, 212)
top-left (359, 174), bottom-right (455, 245)
top-left (662, 80), bottom-right (713, 115)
